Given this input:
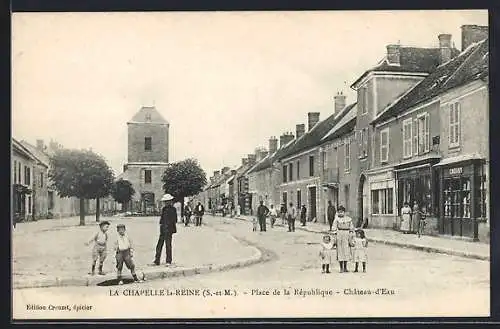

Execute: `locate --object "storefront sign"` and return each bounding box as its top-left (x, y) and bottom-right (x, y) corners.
top-left (449, 167), bottom-right (463, 175)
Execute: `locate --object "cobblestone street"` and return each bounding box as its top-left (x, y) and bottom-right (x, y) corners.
top-left (13, 215), bottom-right (489, 318)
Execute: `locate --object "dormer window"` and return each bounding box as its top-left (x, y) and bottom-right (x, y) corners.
top-left (145, 113), bottom-right (152, 121)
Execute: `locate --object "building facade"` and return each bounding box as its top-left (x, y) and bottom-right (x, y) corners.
top-left (12, 139), bottom-right (37, 222)
top-left (120, 106), bottom-right (170, 214)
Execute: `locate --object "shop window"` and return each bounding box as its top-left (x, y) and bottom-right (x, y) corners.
top-left (403, 119), bottom-right (413, 158)
top-left (380, 128), bottom-right (389, 163)
top-left (344, 138), bottom-right (351, 172)
top-left (443, 177), bottom-right (470, 218)
top-left (417, 113), bottom-right (430, 154)
top-left (398, 174), bottom-right (433, 216)
top-left (475, 174), bottom-right (487, 219)
top-left (371, 188), bottom-right (393, 215)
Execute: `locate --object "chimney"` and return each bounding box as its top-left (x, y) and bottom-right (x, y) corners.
top-left (461, 25), bottom-right (488, 51)
top-left (231, 169), bottom-right (237, 176)
top-left (255, 147), bottom-right (268, 161)
top-left (36, 139), bottom-right (44, 151)
top-left (247, 154), bottom-right (257, 164)
top-left (295, 124), bottom-right (306, 140)
top-left (308, 112), bottom-right (320, 131)
top-left (242, 158), bottom-right (249, 166)
top-left (221, 167), bottom-right (230, 174)
top-left (386, 44), bottom-right (401, 65)
top-left (438, 34), bottom-right (452, 64)
top-left (334, 91), bottom-right (346, 115)
top-left (280, 132), bottom-right (295, 148)
top-left (268, 136), bottom-right (278, 154)
top-left (213, 170), bottom-right (220, 177)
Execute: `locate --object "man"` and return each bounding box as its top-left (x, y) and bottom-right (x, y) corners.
top-left (269, 204), bottom-right (278, 228)
top-left (280, 203), bottom-right (287, 226)
top-left (286, 202), bottom-right (297, 232)
top-left (154, 194), bottom-right (177, 266)
top-left (327, 201), bottom-right (336, 231)
top-left (256, 201), bottom-right (269, 232)
top-left (193, 202), bottom-right (205, 226)
top-left (184, 203), bottom-right (192, 227)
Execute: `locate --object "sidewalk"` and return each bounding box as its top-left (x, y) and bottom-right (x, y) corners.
top-left (233, 215), bottom-right (489, 261)
top-left (12, 216), bottom-right (262, 289)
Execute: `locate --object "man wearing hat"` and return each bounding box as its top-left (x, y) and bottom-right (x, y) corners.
top-left (153, 194), bottom-right (177, 266)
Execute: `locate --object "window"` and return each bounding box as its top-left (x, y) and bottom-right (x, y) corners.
top-left (283, 165), bottom-right (287, 183)
top-left (24, 166), bottom-right (31, 186)
top-left (309, 156), bottom-right (315, 176)
top-left (28, 196), bottom-right (32, 214)
top-left (144, 170), bottom-right (152, 184)
top-left (443, 177), bottom-right (470, 219)
top-left (417, 113), bottom-right (430, 154)
top-left (361, 85), bottom-right (368, 114)
top-left (380, 128), bottom-right (389, 163)
top-left (13, 161), bottom-right (17, 183)
top-left (344, 138), bottom-right (351, 172)
top-left (40, 172), bottom-right (44, 188)
top-left (297, 190), bottom-right (301, 208)
top-left (475, 174), bottom-right (487, 218)
top-left (449, 102), bottom-right (461, 147)
top-left (403, 119), bottom-right (413, 158)
top-left (145, 113), bottom-right (152, 121)
top-left (297, 161), bottom-right (300, 179)
top-left (289, 163), bottom-right (293, 181)
top-left (359, 128), bottom-right (368, 158)
top-left (144, 137), bottom-right (152, 151)
top-left (18, 164), bottom-right (21, 184)
top-left (321, 150), bottom-right (327, 170)
top-left (371, 188), bottom-right (394, 215)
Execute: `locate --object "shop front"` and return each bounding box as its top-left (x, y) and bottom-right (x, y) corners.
top-left (435, 157), bottom-right (487, 241)
top-left (367, 170), bottom-right (396, 229)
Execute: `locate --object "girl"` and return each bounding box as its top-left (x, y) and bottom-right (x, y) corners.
top-left (400, 202), bottom-right (411, 234)
top-left (319, 234), bottom-right (335, 274)
top-left (353, 229), bottom-right (368, 273)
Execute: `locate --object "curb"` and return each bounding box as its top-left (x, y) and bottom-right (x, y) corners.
top-left (231, 215), bottom-right (489, 262)
top-left (13, 232), bottom-right (265, 290)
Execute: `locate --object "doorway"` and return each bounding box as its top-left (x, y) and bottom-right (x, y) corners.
top-left (309, 186), bottom-right (317, 221)
top-left (357, 174), bottom-right (367, 225)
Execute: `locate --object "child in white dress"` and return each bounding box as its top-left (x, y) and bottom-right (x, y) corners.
top-left (353, 229), bottom-right (368, 273)
top-left (319, 234), bottom-right (335, 274)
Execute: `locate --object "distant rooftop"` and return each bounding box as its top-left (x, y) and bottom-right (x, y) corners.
top-left (128, 106), bottom-right (169, 125)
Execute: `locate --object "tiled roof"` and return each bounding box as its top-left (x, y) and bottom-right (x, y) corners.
top-left (321, 103), bottom-right (357, 142)
top-left (247, 138), bottom-right (296, 174)
top-left (19, 141), bottom-right (50, 167)
top-left (277, 104), bottom-right (356, 161)
top-left (351, 46), bottom-right (453, 88)
top-left (371, 38), bottom-right (488, 125)
top-left (128, 106), bottom-right (169, 125)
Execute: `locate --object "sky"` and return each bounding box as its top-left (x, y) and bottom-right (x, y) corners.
top-left (12, 10), bottom-right (488, 177)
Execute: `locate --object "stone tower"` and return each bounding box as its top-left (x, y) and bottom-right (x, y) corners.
top-left (121, 106), bottom-right (170, 213)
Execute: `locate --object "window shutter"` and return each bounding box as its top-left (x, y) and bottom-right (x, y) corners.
top-left (424, 113), bottom-right (430, 152)
top-left (413, 118), bottom-right (418, 155)
top-left (449, 104), bottom-right (454, 145)
top-left (456, 103), bottom-right (461, 145)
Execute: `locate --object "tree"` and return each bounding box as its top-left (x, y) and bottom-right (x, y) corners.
top-left (49, 148), bottom-right (115, 225)
top-left (111, 179), bottom-right (136, 212)
top-left (162, 158), bottom-right (207, 217)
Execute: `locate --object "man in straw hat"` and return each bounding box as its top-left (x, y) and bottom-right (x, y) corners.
top-left (153, 194), bottom-right (177, 266)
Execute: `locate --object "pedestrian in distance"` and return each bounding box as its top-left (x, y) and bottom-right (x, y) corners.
top-left (153, 194), bottom-right (177, 266)
top-left (417, 206), bottom-right (427, 238)
top-left (114, 223), bottom-right (143, 284)
top-left (332, 205), bottom-right (354, 273)
top-left (85, 220), bottom-right (110, 276)
top-left (300, 205), bottom-right (307, 226)
top-left (280, 203), bottom-right (287, 226)
top-left (352, 228), bottom-right (368, 273)
top-left (257, 200), bottom-right (270, 232)
top-left (400, 202), bottom-right (412, 234)
top-left (269, 204), bottom-right (278, 228)
top-left (252, 216), bottom-right (258, 232)
top-left (319, 234), bottom-right (335, 274)
top-left (327, 201), bottom-right (336, 231)
top-left (184, 203), bottom-right (192, 227)
top-left (193, 202), bottom-right (205, 226)
top-left (412, 201), bottom-right (422, 234)
top-left (286, 202), bottom-right (297, 232)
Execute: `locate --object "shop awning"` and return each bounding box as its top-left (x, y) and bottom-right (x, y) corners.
top-left (433, 153), bottom-right (485, 167)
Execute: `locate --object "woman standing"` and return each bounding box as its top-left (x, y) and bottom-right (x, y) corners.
top-left (412, 201), bottom-right (421, 234)
top-left (400, 202), bottom-right (411, 234)
top-left (332, 205), bottom-right (354, 273)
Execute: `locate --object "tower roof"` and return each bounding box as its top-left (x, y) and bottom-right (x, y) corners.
top-left (128, 106), bottom-right (169, 125)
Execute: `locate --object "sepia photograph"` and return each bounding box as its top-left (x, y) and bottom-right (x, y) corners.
top-left (11, 9), bottom-right (490, 320)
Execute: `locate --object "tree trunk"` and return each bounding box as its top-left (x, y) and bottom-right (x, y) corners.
top-left (79, 198), bottom-right (85, 226)
top-left (96, 198), bottom-right (100, 222)
top-left (180, 196), bottom-right (184, 219)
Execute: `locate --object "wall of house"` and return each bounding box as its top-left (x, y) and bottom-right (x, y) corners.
top-left (127, 123), bottom-right (169, 163)
top-left (33, 164), bottom-right (49, 219)
top-left (375, 76), bottom-right (425, 115)
top-left (12, 152), bottom-right (35, 220)
top-left (123, 164), bottom-right (168, 211)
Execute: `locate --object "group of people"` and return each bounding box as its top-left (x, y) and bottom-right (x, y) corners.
top-left (319, 205), bottom-right (368, 274)
top-left (400, 201), bottom-right (426, 237)
top-left (254, 201), bottom-right (306, 232)
top-left (181, 202), bottom-right (206, 227)
top-left (86, 193), bottom-right (201, 284)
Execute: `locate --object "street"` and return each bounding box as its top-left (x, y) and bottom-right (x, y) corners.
top-left (13, 215), bottom-right (489, 318)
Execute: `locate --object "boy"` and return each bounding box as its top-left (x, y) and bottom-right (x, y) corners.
top-left (85, 220), bottom-right (110, 276)
top-left (114, 224), bottom-right (142, 284)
